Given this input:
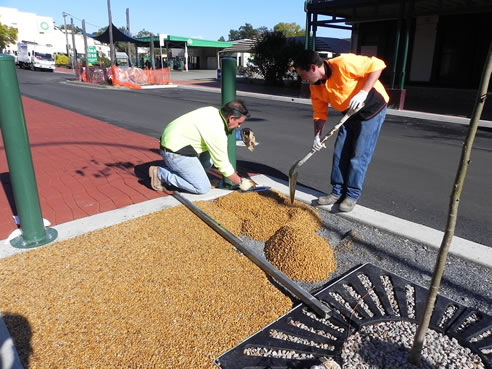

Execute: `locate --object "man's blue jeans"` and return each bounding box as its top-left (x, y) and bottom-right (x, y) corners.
top-left (157, 151), bottom-right (212, 194)
top-left (330, 106), bottom-right (387, 201)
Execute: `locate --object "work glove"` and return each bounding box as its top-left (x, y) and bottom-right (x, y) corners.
top-left (239, 178), bottom-right (256, 192)
top-left (240, 128), bottom-right (256, 152)
top-left (348, 90), bottom-right (368, 111)
top-left (312, 134), bottom-right (326, 152)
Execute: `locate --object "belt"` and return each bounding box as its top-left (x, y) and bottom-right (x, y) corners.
top-left (160, 145), bottom-right (172, 153)
top-left (160, 144), bottom-right (198, 157)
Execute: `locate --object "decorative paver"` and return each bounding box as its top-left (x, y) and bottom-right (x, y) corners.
top-left (0, 97), bottom-right (167, 240)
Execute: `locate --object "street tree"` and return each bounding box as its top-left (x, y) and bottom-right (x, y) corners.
top-left (135, 29), bottom-right (151, 38)
top-left (0, 22), bottom-right (18, 50)
top-left (274, 22), bottom-right (305, 37)
top-left (92, 27), bottom-right (107, 36)
top-left (228, 23), bottom-right (266, 41)
top-left (409, 42), bottom-right (492, 365)
top-left (249, 31), bottom-right (304, 85)
top-left (59, 23), bottom-right (82, 34)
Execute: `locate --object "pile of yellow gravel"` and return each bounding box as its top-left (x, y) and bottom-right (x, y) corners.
top-left (215, 190), bottom-right (336, 283)
top-left (0, 190), bottom-right (336, 369)
top-left (264, 224), bottom-right (337, 282)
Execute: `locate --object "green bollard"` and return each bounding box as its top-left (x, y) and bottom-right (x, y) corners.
top-left (221, 58), bottom-right (237, 187)
top-left (0, 54), bottom-right (57, 248)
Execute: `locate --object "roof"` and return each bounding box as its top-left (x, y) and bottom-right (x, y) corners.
top-left (220, 39), bottom-right (256, 53)
top-left (136, 35), bottom-right (233, 49)
top-left (306, 0), bottom-right (492, 23)
top-left (291, 36), bottom-right (350, 54)
top-left (219, 37), bottom-right (350, 54)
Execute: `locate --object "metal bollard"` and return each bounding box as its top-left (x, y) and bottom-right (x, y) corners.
top-left (221, 58), bottom-right (237, 181)
top-left (0, 54), bottom-right (57, 248)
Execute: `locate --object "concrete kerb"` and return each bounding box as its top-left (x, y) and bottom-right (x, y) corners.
top-left (177, 85), bottom-right (492, 128)
top-left (62, 78), bottom-right (492, 128)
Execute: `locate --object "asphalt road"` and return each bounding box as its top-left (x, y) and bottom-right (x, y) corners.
top-left (15, 69), bottom-right (492, 247)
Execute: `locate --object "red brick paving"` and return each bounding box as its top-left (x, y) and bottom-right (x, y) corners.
top-left (0, 97), bottom-right (166, 240)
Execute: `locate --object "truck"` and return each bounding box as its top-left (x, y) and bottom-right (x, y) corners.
top-left (17, 41), bottom-right (55, 72)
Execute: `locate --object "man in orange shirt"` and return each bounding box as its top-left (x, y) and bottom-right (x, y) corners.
top-left (294, 50), bottom-right (389, 212)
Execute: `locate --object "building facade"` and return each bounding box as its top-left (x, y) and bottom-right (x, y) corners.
top-left (0, 7), bottom-right (109, 58)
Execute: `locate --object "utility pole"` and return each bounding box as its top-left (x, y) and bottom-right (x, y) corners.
top-left (126, 8), bottom-right (132, 67)
top-left (82, 20), bottom-right (89, 70)
top-left (62, 12), bottom-right (70, 60)
top-left (150, 33), bottom-right (155, 70)
top-left (107, 0), bottom-right (115, 66)
top-left (70, 18), bottom-right (77, 69)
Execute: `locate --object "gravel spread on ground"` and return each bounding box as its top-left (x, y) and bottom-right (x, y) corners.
top-left (214, 190), bottom-right (322, 241)
top-left (0, 195), bottom-right (307, 369)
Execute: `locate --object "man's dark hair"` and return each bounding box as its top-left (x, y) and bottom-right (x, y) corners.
top-left (221, 100), bottom-right (249, 119)
top-left (293, 50), bottom-right (323, 71)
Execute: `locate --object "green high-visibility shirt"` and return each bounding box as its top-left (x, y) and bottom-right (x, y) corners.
top-left (161, 106), bottom-right (235, 177)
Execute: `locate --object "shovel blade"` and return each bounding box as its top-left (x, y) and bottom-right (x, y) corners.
top-left (288, 171), bottom-right (298, 204)
top-left (288, 160), bottom-right (301, 204)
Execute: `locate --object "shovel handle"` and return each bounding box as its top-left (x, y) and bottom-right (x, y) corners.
top-left (288, 104), bottom-right (365, 179)
top-left (295, 104), bottom-right (364, 168)
top-left (319, 104), bottom-right (364, 146)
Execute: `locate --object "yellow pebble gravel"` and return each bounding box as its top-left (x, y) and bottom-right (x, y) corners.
top-left (0, 191), bottom-right (335, 368)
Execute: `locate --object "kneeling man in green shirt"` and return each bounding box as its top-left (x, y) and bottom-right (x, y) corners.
top-left (149, 100), bottom-right (256, 194)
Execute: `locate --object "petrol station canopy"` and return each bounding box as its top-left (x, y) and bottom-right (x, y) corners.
top-left (136, 34), bottom-right (233, 49)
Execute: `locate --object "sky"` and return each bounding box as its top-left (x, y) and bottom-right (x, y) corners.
top-left (4, 0), bottom-right (351, 40)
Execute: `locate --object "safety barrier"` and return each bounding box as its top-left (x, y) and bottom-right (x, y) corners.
top-left (76, 65), bottom-right (171, 89)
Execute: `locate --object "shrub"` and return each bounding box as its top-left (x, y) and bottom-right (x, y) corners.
top-left (55, 54), bottom-right (69, 66)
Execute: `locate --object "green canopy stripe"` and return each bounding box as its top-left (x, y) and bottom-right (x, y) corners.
top-left (136, 35), bottom-right (233, 48)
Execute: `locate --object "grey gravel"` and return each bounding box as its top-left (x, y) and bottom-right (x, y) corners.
top-left (341, 320), bottom-right (485, 369)
top-left (314, 208), bottom-right (492, 316)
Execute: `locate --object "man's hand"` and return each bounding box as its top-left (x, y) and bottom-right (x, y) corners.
top-left (349, 90), bottom-right (368, 111)
top-left (239, 178), bottom-right (256, 192)
top-left (312, 135), bottom-right (326, 152)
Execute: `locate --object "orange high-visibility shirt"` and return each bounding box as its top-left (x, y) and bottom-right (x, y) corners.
top-left (309, 54), bottom-right (389, 121)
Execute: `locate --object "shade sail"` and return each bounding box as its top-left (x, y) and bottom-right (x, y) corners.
top-left (90, 24), bottom-right (148, 46)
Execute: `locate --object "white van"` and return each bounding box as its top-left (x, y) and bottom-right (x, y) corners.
top-left (17, 41), bottom-right (55, 72)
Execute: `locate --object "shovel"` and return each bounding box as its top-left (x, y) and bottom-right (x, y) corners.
top-left (288, 104), bottom-right (364, 203)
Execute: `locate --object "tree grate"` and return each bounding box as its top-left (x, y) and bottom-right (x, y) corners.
top-left (215, 263), bottom-right (492, 369)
